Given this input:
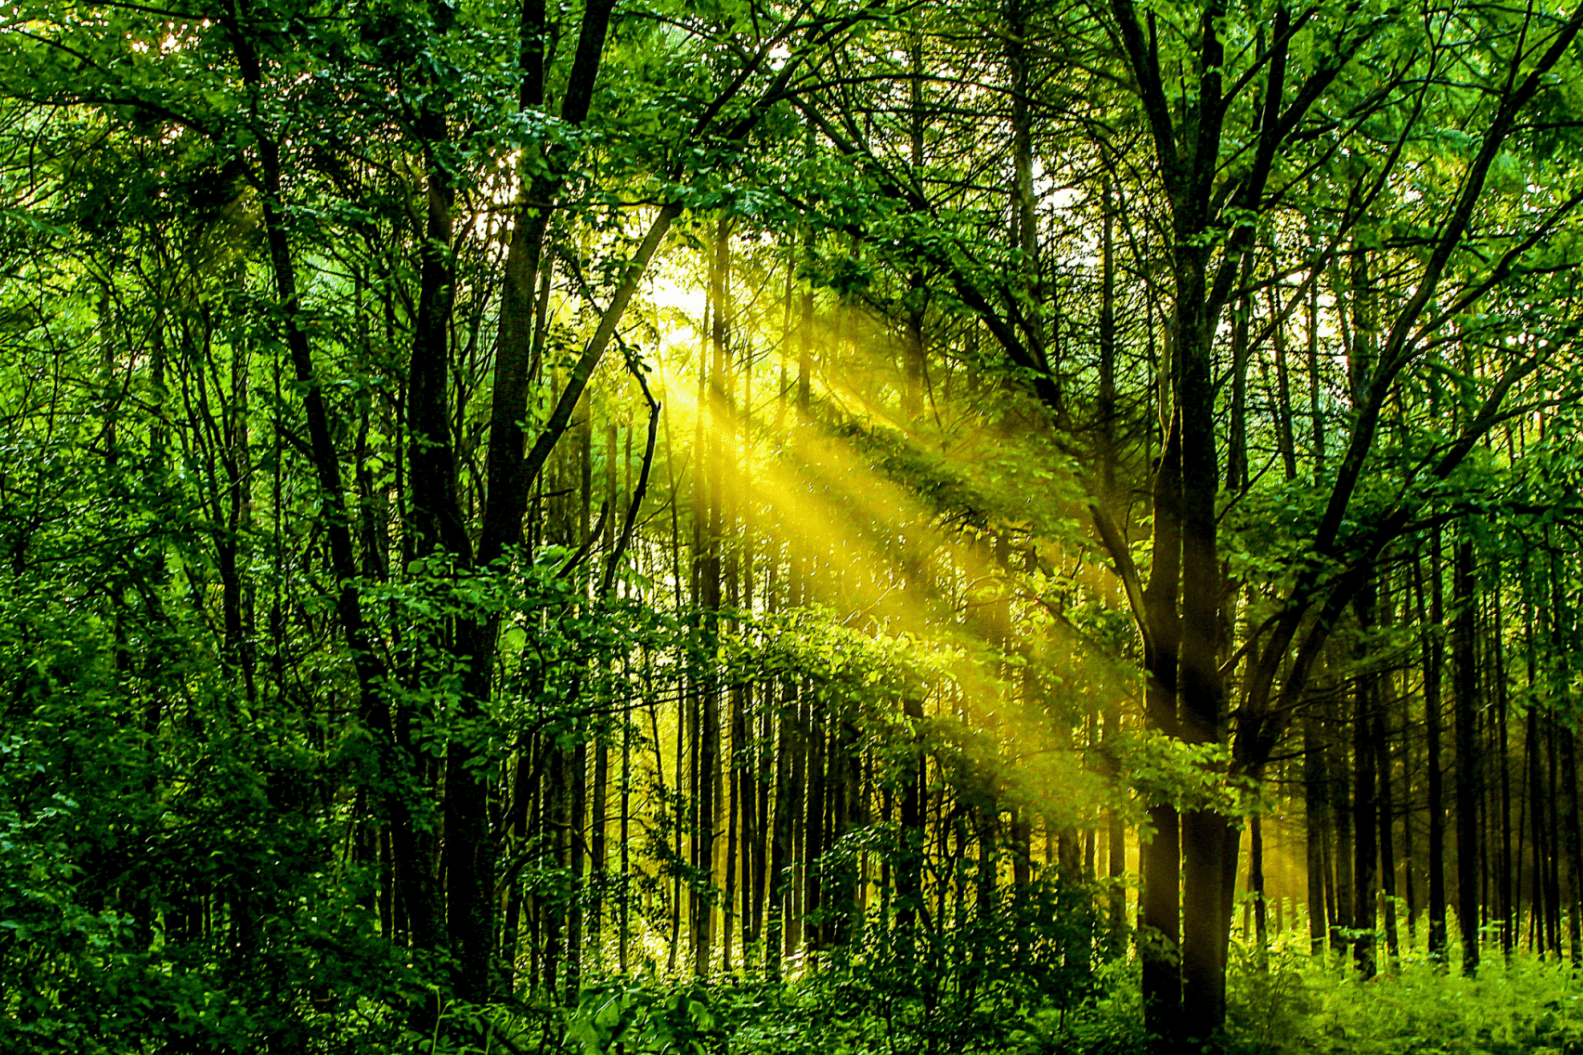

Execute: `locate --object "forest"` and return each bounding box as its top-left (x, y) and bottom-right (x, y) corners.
top-left (5, 0), bottom-right (1583, 1051)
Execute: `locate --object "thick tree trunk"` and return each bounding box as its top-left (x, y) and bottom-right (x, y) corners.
top-left (1140, 414), bottom-right (1183, 1043)
top-left (1172, 175), bottom-right (1234, 1049)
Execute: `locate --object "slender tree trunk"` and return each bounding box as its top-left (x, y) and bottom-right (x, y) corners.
top-left (1106, 706), bottom-right (1128, 956)
top-left (753, 676), bottom-right (772, 971)
top-left (768, 678), bottom-right (796, 977)
top-left (786, 681), bottom-right (809, 959)
top-left (1306, 268), bottom-right (1325, 468)
top-left (803, 694), bottom-right (825, 960)
top-left (1551, 544), bottom-right (1583, 965)
top-left (1563, 724), bottom-right (1583, 966)
top-left (1549, 716), bottom-right (1564, 955)
top-left (1305, 707), bottom-right (1329, 957)
top-left (1331, 677), bottom-right (1355, 955)
top-left (228, 8), bottom-right (419, 965)
top-left (620, 664), bottom-right (632, 973)
top-left (502, 740), bottom-right (535, 989)
top-left (409, 0), bottom-right (499, 1003)
top-left (723, 362), bottom-right (742, 975)
top-left (1494, 579), bottom-right (1513, 958)
top-left (691, 223), bottom-right (728, 975)
top-left (1377, 647), bottom-right (1399, 967)
top-left (1455, 536), bottom-right (1480, 975)
top-left (1227, 252), bottom-right (1252, 494)
top-left (1251, 812), bottom-right (1267, 957)
top-left (1268, 284), bottom-right (1298, 481)
top-left (1528, 715), bottom-right (1543, 951)
top-left (1402, 630), bottom-right (1418, 947)
top-left (1424, 531), bottom-right (1449, 961)
top-left (567, 738), bottom-right (587, 999)
top-left (1353, 583), bottom-right (1379, 977)
top-left (896, 694), bottom-right (927, 949)
top-left (544, 746), bottom-right (565, 996)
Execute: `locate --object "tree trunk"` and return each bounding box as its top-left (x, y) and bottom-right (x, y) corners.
top-left (896, 694), bottom-right (927, 947)
top-left (803, 698), bottom-right (826, 959)
top-left (1106, 706), bottom-right (1128, 956)
top-left (768, 679), bottom-right (796, 977)
top-left (1353, 583), bottom-right (1379, 977)
top-left (1494, 578), bottom-right (1513, 958)
top-left (1140, 413), bottom-right (1183, 1042)
top-left (1548, 715), bottom-right (1564, 955)
top-left (1423, 531), bottom-right (1449, 961)
top-left (1305, 706), bottom-right (1329, 956)
top-left (1251, 812), bottom-right (1267, 957)
top-left (786, 682), bottom-right (809, 959)
top-left (1454, 536), bottom-right (1480, 975)
top-left (1377, 654), bottom-right (1399, 967)
top-left (1332, 680), bottom-right (1355, 955)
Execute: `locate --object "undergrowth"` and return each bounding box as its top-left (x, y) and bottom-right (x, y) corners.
top-left (523, 948), bottom-right (1583, 1055)
top-left (1228, 943), bottom-right (1583, 1055)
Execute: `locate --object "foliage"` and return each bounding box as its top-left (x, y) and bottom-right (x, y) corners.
top-left (523, 948), bottom-right (1583, 1055)
top-left (0, 570), bottom-right (416, 1052)
top-left (542, 875), bottom-right (1123, 1055)
top-left (1227, 947), bottom-right (1583, 1055)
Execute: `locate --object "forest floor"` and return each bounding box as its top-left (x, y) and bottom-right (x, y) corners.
top-left (1225, 946), bottom-right (1583, 1055)
top-left (444, 945), bottom-right (1583, 1055)
top-left (528, 944), bottom-right (1583, 1051)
